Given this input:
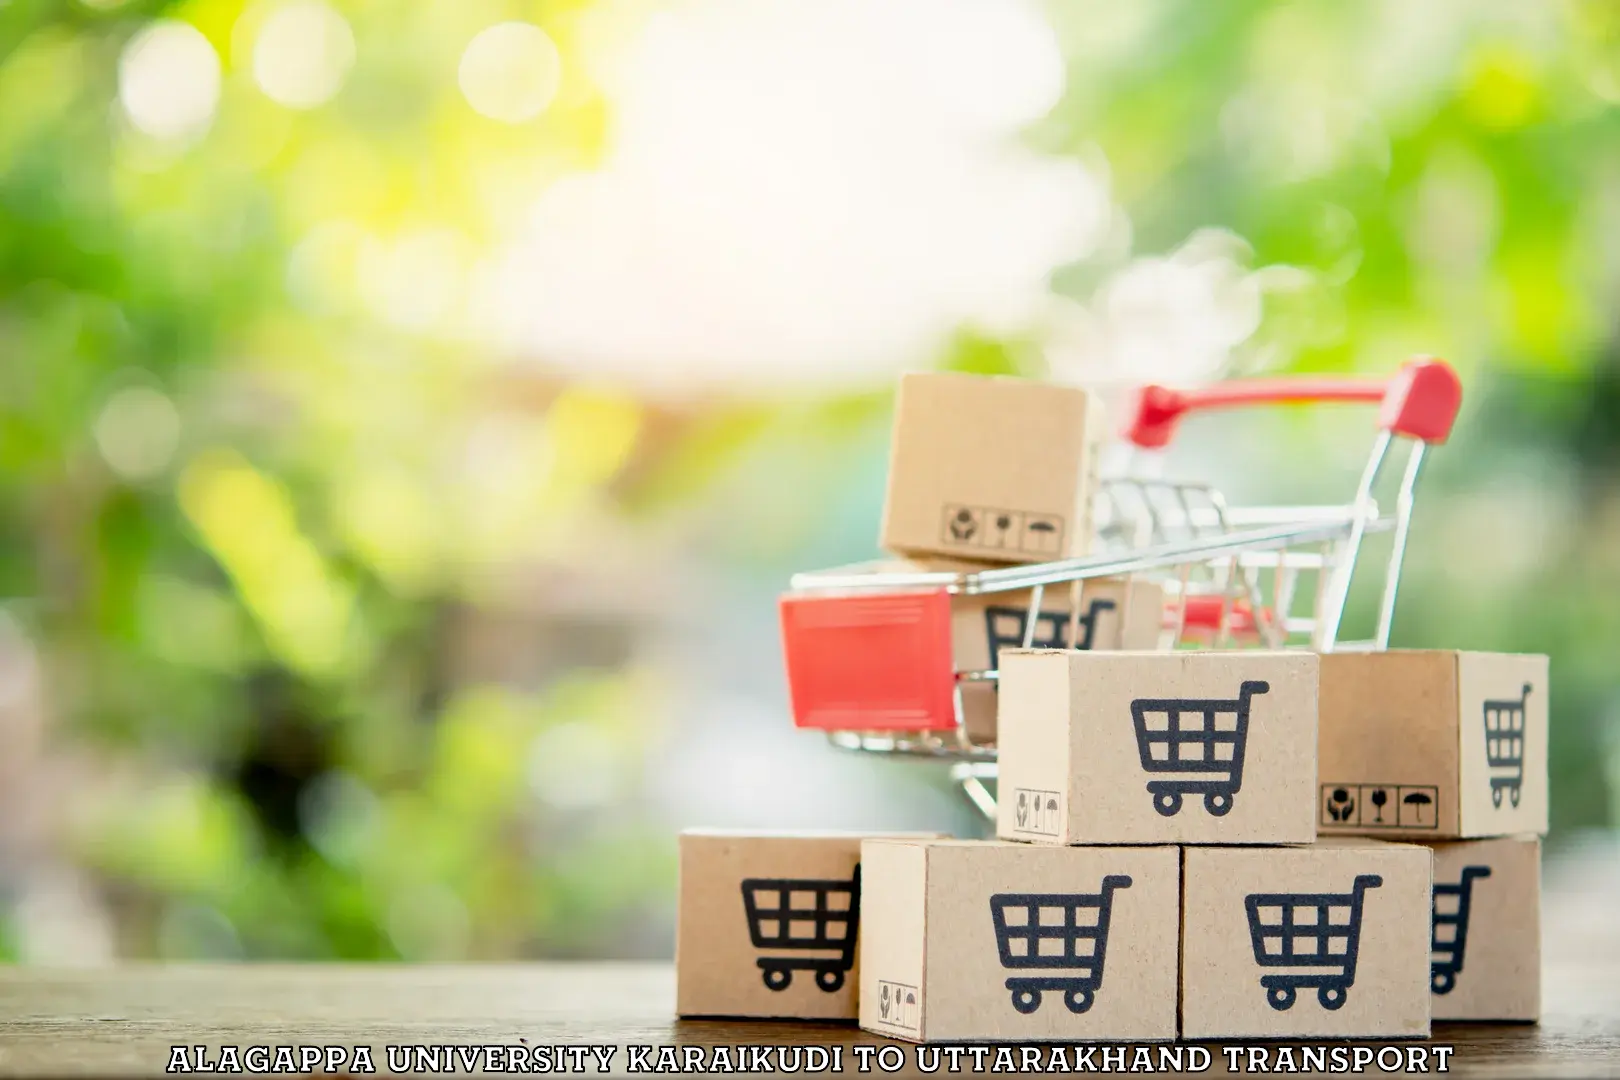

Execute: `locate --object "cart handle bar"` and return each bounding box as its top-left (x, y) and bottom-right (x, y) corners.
top-left (1125, 357), bottom-right (1462, 450)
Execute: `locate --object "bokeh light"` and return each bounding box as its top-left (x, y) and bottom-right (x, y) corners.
top-left (117, 20), bottom-right (221, 143)
top-left (457, 22), bottom-right (563, 124)
top-left (251, 0), bottom-right (356, 110)
top-left (94, 384), bottom-right (182, 481)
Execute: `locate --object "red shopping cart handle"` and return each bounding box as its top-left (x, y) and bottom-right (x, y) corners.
top-left (1126, 357), bottom-right (1462, 450)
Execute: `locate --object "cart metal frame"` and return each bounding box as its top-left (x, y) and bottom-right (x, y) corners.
top-left (779, 359), bottom-right (1463, 819)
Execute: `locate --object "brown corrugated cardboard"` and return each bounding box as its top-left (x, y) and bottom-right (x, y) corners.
top-left (1182, 840), bottom-right (1432, 1039)
top-left (859, 839), bottom-right (1179, 1043)
top-left (1429, 835), bottom-right (1540, 1021)
top-left (676, 830), bottom-right (944, 1020)
top-left (995, 649), bottom-right (1318, 845)
top-left (879, 373), bottom-right (1105, 563)
top-left (1317, 651), bottom-right (1549, 839)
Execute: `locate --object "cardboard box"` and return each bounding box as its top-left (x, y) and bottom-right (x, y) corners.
top-left (1317, 651), bottom-right (1549, 839)
top-left (880, 373), bottom-right (1105, 563)
top-left (1428, 836), bottom-right (1540, 1021)
top-left (676, 830), bottom-right (943, 1020)
top-left (859, 839), bottom-right (1179, 1042)
top-left (996, 649), bottom-right (1318, 845)
top-left (1182, 840), bottom-right (1432, 1039)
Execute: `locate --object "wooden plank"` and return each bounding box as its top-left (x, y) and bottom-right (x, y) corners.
top-left (0, 960), bottom-right (1616, 1077)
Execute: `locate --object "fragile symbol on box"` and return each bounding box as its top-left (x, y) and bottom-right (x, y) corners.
top-left (739, 870), bottom-right (860, 993)
top-left (989, 876), bottom-right (1133, 1016)
top-left (876, 980), bottom-right (919, 1033)
top-left (1131, 681), bottom-right (1268, 818)
top-left (1320, 783), bottom-right (1440, 829)
top-left (1483, 684), bottom-right (1532, 809)
top-left (1244, 875), bottom-right (1382, 1012)
top-left (1011, 788), bottom-right (1062, 837)
top-left (939, 504), bottom-right (1065, 557)
top-left (1431, 866), bottom-right (1491, 995)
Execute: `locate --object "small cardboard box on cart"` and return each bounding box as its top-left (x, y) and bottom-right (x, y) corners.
top-left (880, 372), bottom-right (1106, 564)
top-left (995, 649), bottom-right (1319, 845)
top-left (1182, 839), bottom-right (1432, 1039)
top-left (1316, 651), bottom-right (1549, 839)
top-left (1427, 835), bottom-right (1540, 1022)
top-left (858, 839), bottom-right (1179, 1043)
top-left (676, 829), bottom-right (943, 1020)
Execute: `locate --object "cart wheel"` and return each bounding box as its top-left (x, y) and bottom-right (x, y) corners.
top-left (1010, 989), bottom-right (1041, 1014)
top-left (1510, 786), bottom-right (1521, 808)
top-left (1204, 792), bottom-right (1234, 817)
top-left (763, 968), bottom-right (791, 991)
top-left (1063, 988), bottom-right (1095, 1014)
top-left (1318, 986), bottom-right (1347, 1010)
top-left (1153, 791), bottom-right (1183, 817)
top-left (1265, 986), bottom-right (1296, 1011)
top-left (1432, 970), bottom-right (1456, 995)
top-left (1492, 787), bottom-right (1503, 808)
top-left (816, 969), bottom-right (845, 993)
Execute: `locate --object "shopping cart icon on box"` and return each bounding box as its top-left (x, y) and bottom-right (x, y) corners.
top-left (1245, 874), bottom-right (1382, 1011)
top-left (1132, 680), bottom-right (1269, 817)
top-left (984, 597), bottom-right (1117, 672)
top-left (989, 875), bottom-right (1132, 1016)
top-left (740, 868), bottom-right (860, 993)
top-left (1484, 684), bottom-right (1532, 808)
top-left (1432, 865), bottom-right (1491, 995)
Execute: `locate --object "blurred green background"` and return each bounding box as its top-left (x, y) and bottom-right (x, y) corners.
top-left (0, 0), bottom-right (1616, 962)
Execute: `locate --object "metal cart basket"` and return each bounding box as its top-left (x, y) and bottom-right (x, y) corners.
top-left (740, 869), bottom-right (860, 992)
top-left (1484, 685), bottom-right (1532, 808)
top-left (779, 360), bottom-right (1463, 818)
top-left (1431, 865), bottom-right (1492, 995)
top-left (989, 875), bottom-right (1133, 1015)
top-left (1245, 874), bottom-right (1383, 1011)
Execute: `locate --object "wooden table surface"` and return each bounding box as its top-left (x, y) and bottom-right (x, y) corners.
top-left (0, 960), bottom-right (1615, 1078)
top-left (1, 845), bottom-right (1617, 1078)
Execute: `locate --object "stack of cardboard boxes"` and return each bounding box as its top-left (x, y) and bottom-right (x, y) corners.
top-left (677, 372), bottom-right (1546, 1043)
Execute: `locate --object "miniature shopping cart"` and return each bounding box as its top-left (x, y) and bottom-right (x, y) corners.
top-left (1131, 679), bottom-right (1269, 817)
top-left (1484, 684), bottom-right (1532, 808)
top-left (778, 359), bottom-right (1463, 819)
top-left (740, 869), bottom-right (860, 992)
top-left (1245, 874), bottom-right (1383, 1011)
top-left (989, 875), bottom-right (1133, 1015)
top-left (1431, 865), bottom-right (1492, 995)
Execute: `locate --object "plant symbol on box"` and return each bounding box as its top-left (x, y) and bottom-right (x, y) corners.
top-left (1326, 787), bottom-right (1355, 822)
top-left (1245, 875), bottom-right (1382, 1011)
top-left (1483, 684), bottom-right (1532, 808)
top-left (1131, 680), bottom-right (1269, 817)
top-left (739, 867), bottom-right (860, 993)
top-left (989, 876), bottom-right (1132, 1015)
top-left (1432, 866), bottom-right (1491, 995)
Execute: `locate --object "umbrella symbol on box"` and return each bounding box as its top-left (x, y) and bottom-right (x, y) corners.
top-left (1402, 791), bottom-right (1433, 826)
